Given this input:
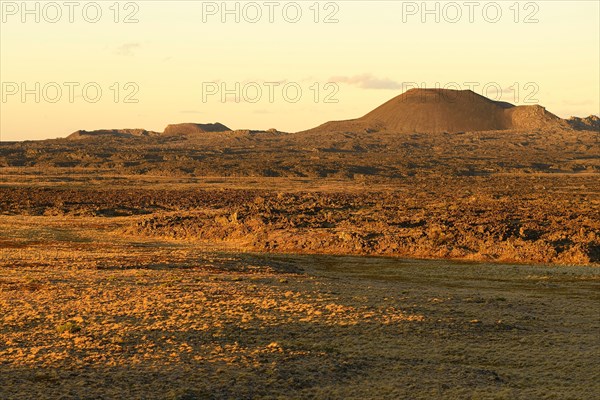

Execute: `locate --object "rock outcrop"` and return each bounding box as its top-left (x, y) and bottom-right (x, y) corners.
top-left (67, 129), bottom-right (159, 140)
top-left (567, 115), bottom-right (600, 131)
top-left (162, 123), bottom-right (231, 136)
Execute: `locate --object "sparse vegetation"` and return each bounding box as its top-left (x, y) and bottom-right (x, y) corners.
top-left (0, 118), bottom-right (598, 398)
top-left (0, 237), bottom-right (598, 399)
top-left (55, 322), bottom-right (81, 334)
top-left (3, 175), bottom-right (597, 265)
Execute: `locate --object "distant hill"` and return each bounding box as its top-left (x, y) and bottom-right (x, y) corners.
top-left (67, 124), bottom-right (232, 141)
top-left (67, 129), bottom-right (159, 140)
top-left (303, 88), bottom-right (570, 134)
top-left (64, 90), bottom-right (597, 140)
top-left (567, 115), bottom-right (600, 131)
top-left (162, 123), bottom-right (231, 136)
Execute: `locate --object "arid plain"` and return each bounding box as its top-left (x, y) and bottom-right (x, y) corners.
top-left (1, 89), bottom-right (599, 399)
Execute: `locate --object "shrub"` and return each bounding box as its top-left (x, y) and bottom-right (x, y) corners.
top-left (56, 322), bottom-right (81, 334)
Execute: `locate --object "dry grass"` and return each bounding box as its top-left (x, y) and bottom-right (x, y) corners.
top-left (0, 217), bottom-right (598, 399)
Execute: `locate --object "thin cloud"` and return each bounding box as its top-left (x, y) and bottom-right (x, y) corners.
top-left (330, 74), bottom-right (402, 90)
top-left (562, 99), bottom-right (593, 106)
top-left (115, 42), bottom-right (141, 56)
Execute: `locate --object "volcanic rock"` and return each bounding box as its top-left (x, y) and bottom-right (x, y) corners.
top-left (567, 115), bottom-right (600, 131)
top-left (162, 123), bottom-right (231, 136)
top-left (67, 129), bottom-right (159, 140)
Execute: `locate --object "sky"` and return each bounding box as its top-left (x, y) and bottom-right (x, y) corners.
top-left (1, 0), bottom-right (599, 140)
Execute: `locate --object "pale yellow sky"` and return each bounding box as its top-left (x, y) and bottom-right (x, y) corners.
top-left (1, 0), bottom-right (599, 140)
